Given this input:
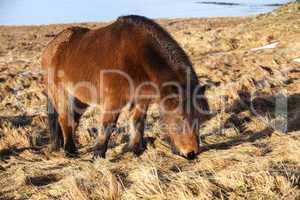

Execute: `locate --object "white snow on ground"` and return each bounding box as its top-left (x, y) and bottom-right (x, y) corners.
top-left (251, 42), bottom-right (279, 51)
top-left (293, 58), bottom-right (300, 63)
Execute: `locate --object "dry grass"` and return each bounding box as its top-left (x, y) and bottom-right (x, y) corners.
top-left (0, 2), bottom-right (300, 200)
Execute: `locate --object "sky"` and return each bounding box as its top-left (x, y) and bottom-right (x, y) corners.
top-left (0, 0), bottom-right (291, 25)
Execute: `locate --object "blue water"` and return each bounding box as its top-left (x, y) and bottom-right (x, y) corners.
top-left (0, 0), bottom-right (291, 25)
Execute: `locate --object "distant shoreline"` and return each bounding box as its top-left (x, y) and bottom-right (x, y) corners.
top-left (196, 1), bottom-right (285, 7)
top-left (0, 16), bottom-right (251, 28)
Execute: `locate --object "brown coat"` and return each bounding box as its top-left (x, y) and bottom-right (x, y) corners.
top-left (42, 15), bottom-right (209, 159)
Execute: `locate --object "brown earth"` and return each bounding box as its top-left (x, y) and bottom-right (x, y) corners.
top-left (0, 2), bottom-right (299, 200)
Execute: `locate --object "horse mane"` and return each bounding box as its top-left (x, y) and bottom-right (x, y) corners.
top-left (117, 15), bottom-right (199, 87)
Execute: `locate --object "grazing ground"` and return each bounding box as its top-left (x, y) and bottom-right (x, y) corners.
top-left (0, 2), bottom-right (299, 200)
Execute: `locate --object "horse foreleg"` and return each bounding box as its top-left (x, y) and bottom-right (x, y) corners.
top-left (123, 102), bottom-right (148, 155)
top-left (92, 105), bottom-right (120, 158)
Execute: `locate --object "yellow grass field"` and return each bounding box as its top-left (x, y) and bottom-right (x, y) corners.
top-left (0, 2), bottom-right (299, 199)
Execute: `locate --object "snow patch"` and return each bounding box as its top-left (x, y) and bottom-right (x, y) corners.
top-left (293, 58), bottom-right (300, 63)
top-left (251, 42), bottom-right (279, 51)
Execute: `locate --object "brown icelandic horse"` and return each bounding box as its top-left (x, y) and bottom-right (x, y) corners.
top-left (42, 15), bottom-right (209, 159)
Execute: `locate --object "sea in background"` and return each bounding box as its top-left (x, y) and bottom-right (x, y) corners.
top-left (0, 0), bottom-right (292, 25)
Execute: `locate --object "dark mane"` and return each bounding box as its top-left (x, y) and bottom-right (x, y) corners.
top-left (117, 15), bottom-right (199, 87)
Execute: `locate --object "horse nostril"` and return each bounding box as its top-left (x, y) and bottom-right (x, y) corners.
top-left (186, 151), bottom-right (197, 160)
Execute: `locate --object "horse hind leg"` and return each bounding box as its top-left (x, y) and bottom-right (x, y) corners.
top-left (47, 97), bottom-right (64, 151)
top-left (60, 96), bottom-right (88, 157)
top-left (47, 91), bottom-right (75, 157)
top-left (70, 97), bottom-right (89, 146)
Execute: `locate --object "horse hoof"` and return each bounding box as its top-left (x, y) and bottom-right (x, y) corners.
top-left (64, 150), bottom-right (79, 158)
top-left (64, 146), bottom-right (79, 158)
top-left (92, 145), bottom-right (107, 159)
top-left (92, 150), bottom-right (106, 159)
top-left (122, 143), bottom-right (145, 156)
